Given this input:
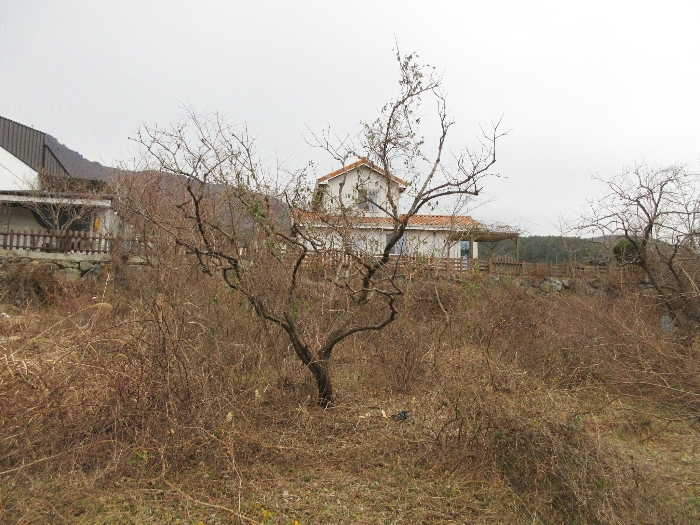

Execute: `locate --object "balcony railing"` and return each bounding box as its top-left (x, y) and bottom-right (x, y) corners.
top-left (0, 228), bottom-right (111, 255)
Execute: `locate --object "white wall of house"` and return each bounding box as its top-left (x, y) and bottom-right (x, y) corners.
top-left (319, 166), bottom-right (402, 218)
top-left (0, 146), bottom-right (39, 192)
top-left (0, 206), bottom-right (41, 231)
top-left (97, 208), bottom-right (120, 235)
top-left (382, 229), bottom-right (456, 257)
top-left (405, 229), bottom-right (458, 258)
top-left (315, 226), bottom-right (477, 259)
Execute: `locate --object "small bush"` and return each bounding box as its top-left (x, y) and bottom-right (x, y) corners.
top-left (0, 260), bottom-right (71, 306)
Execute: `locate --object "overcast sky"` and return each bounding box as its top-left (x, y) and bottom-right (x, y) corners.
top-left (2, 1), bottom-right (699, 234)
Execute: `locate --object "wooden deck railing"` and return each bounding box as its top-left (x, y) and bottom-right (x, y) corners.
top-left (0, 228), bottom-right (112, 255)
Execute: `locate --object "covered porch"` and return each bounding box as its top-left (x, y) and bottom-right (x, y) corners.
top-left (450, 225), bottom-right (521, 261)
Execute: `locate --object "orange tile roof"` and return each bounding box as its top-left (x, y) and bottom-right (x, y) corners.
top-left (294, 210), bottom-right (482, 231)
top-left (317, 158), bottom-right (407, 186)
top-left (403, 214), bottom-right (481, 229)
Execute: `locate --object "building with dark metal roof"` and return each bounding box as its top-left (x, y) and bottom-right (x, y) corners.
top-left (0, 116), bottom-right (71, 182)
top-left (0, 116), bottom-right (117, 238)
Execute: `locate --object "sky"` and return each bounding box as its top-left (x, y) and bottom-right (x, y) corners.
top-left (2, 0), bottom-right (699, 235)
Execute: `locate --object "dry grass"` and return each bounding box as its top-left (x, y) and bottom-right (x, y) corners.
top-left (1, 261), bottom-right (698, 524)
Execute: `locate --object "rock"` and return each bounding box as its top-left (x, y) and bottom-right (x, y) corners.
top-left (549, 278), bottom-right (564, 292)
top-left (540, 278), bottom-right (563, 293)
top-left (79, 260), bottom-right (95, 271)
top-left (57, 268), bottom-right (81, 280)
top-left (390, 410), bottom-right (410, 421)
top-left (561, 279), bottom-right (571, 289)
top-left (660, 315), bottom-right (674, 334)
top-left (521, 279), bottom-right (532, 289)
top-left (54, 259), bottom-right (76, 269)
top-left (81, 265), bottom-right (102, 279)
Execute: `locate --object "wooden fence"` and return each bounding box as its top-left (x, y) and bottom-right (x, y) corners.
top-left (0, 233), bottom-right (638, 282)
top-left (295, 252), bottom-right (639, 281)
top-left (0, 228), bottom-right (111, 255)
top-left (473, 256), bottom-right (639, 281)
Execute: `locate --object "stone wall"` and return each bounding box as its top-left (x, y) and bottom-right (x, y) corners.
top-left (487, 274), bottom-right (642, 296)
top-left (0, 249), bottom-right (111, 279)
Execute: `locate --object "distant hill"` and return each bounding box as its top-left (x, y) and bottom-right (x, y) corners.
top-left (478, 235), bottom-right (613, 264)
top-left (45, 134), bottom-right (115, 182)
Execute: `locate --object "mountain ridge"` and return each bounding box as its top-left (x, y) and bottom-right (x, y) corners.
top-left (45, 134), bottom-right (115, 182)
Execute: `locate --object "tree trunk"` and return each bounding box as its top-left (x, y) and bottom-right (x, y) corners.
top-left (310, 360), bottom-right (334, 408)
top-left (286, 335), bottom-right (335, 408)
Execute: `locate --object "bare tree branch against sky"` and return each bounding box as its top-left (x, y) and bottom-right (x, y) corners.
top-left (1, 0), bottom-right (698, 234)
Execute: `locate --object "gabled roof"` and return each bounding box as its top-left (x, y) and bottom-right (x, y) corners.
top-left (0, 115), bottom-right (70, 179)
top-left (0, 115), bottom-right (113, 184)
top-left (317, 158), bottom-right (407, 187)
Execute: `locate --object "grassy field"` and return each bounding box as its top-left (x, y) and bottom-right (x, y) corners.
top-left (1, 261), bottom-right (698, 524)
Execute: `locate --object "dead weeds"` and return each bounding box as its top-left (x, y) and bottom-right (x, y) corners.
top-left (1, 266), bottom-right (698, 524)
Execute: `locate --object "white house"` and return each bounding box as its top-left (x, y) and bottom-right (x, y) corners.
top-left (0, 116), bottom-right (118, 239)
top-left (297, 158), bottom-right (514, 260)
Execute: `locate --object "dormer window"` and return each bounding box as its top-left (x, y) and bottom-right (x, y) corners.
top-left (357, 189), bottom-right (378, 212)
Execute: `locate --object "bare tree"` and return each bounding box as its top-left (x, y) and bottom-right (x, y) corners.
top-left (120, 52), bottom-right (503, 406)
top-left (582, 164), bottom-right (700, 325)
top-left (24, 173), bottom-right (105, 234)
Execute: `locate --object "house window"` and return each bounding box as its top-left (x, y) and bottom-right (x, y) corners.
top-left (357, 189), bottom-right (378, 211)
top-left (386, 233), bottom-right (407, 255)
top-left (31, 206), bottom-right (92, 232)
top-left (460, 240), bottom-right (471, 258)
